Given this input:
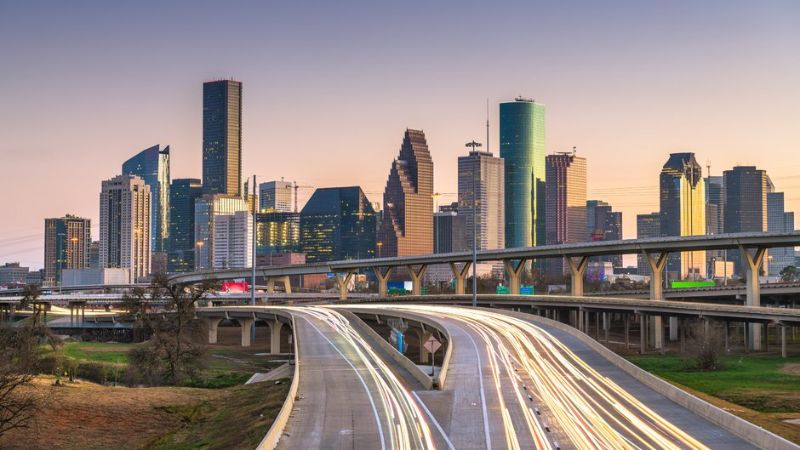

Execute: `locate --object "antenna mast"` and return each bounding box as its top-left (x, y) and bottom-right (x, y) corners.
top-left (486, 98), bottom-right (490, 154)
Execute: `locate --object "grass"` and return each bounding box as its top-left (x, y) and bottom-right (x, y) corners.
top-left (61, 341), bottom-right (134, 364)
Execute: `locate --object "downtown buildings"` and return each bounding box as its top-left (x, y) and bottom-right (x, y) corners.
top-left (545, 151), bottom-right (587, 275)
top-left (122, 145), bottom-right (170, 254)
top-left (458, 148), bottom-right (504, 251)
top-left (203, 79), bottom-right (242, 197)
top-left (43, 215), bottom-right (91, 286)
top-left (300, 187), bottom-right (377, 262)
top-left (99, 175), bottom-right (152, 283)
top-left (259, 180), bottom-right (293, 212)
top-left (168, 178), bottom-right (203, 272)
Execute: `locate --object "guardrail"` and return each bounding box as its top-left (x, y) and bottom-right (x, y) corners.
top-left (257, 314), bottom-right (300, 450)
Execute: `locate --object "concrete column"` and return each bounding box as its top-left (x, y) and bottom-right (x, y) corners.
top-left (373, 266), bottom-right (393, 298)
top-left (740, 245), bottom-right (766, 351)
top-left (643, 251), bottom-right (668, 350)
top-left (270, 320), bottom-right (284, 354)
top-left (449, 262), bottom-right (472, 295)
top-left (206, 318), bottom-right (219, 344)
top-left (240, 318), bottom-right (254, 347)
top-left (577, 307), bottom-right (584, 332)
top-left (407, 265), bottom-right (428, 296)
top-left (282, 276), bottom-right (292, 294)
top-left (566, 256), bottom-right (589, 296)
top-left (639, 313), bottom-right (647, 354)
top-left (669, 316), bottom-right (679, 342)
top-left (625, 314), bottom-right (630, 349)
top-left (266, 278), bottom-right (275, 294)
top-left (503, 259), bottom-right (527, 295)
top-left (781, 325), bottom-right (788, 358)
top-left (334, 272), bottom-right (355, 301)
top-left (603, 312), bottom-right (609, 343)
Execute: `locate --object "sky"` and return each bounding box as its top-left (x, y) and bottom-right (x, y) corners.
top-left (1, 1), bottom-right (799, 270)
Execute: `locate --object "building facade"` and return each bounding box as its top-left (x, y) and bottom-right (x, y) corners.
top-left (168, 178), bottom-right (203, 273)
top-left (378, 129), bottom-right (434, 257)
top-left (99, 175), bottom-right (151, 283)
top-left (659, 153), bottom-right (706, 279)
top-left (43, 215), bottom-right (91, 286)
top-left (194, 194), bottom-right (248, 270)
top-left (433, 211), bottom-right (468, 254)
top-left (586, 200), bottom-right (623, 267)
top-left (0, 263), bottom-right (30, 287)
top-left (259, 180), bottom-right (293, 212)
top-left (545, 152), bottom-right (587, 275)
top-left (458, 150), bottom-right (504, 251)
top-left (300, 187), bottom-right (377, 262)
top-left (724, 166), bottom-right (770, 275)
top-left (212, 210), bottom-right (253, 269)
top-left (500, 98), bottom-right (546, 248)
top-left (767, 191), bottom-right (796, 276)
top-left (202, 79), bottom-right (242, 197)
top-left (636, 213), bottom-right (661, 276)
top-left (122, 145), bottom-right (170, 253)
top-left (256, 211), bottom-right (300, 255)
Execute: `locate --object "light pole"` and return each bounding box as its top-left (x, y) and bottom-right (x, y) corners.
top-left (466, 140), bottom-right (482, 307)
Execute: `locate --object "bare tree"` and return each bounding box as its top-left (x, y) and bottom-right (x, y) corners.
top-left (683, 320), bottom-right (726, 371)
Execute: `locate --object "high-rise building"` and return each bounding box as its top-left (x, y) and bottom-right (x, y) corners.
top-left (194, 194), bottom-right (248, 270)
top-left (378, 129), bottom-right (434, 257)
top-left (767, 191), bottom-right (796, 276)
top-left (259, 180), bottom-right (293, 212)
top-left (213, 211), bottom-right (253, 269)
top-left (586, 200), bottom-right (623, 267)
top-left (659, 153), bottom-right (706, 279)
top-left (0, 263), bottom-right (30, 287)
top-left (705, 175), bottom-right (725, 235)
top-left (500, 98), bottom-right (546, 248)
top-left (458, 150), bottom-right (504, 251)
top-left (168, 178), bottom-right (203, 273)
top-left (433, 211), bottom-right (468, 253)
top-left (99, 175), bottom-right (151, 283)
top-left (88, 241), bottom-right (100, 269)
top-left (724, 166), bottom-right (770, 275)
top-left (202, 79), bottom-right (242, 196)
top-left (300, 187), bottom-right (377, 262)
top-left (256, 212), bottom-right (300, 255)
top-left (43, 215), bottom-right (91, 286)
top-left (545, 152), bottom-right (587, 274)
top-left (636, 213), bottom-right (661, 276)
top-left (122, 145), bottom-right (170, 253)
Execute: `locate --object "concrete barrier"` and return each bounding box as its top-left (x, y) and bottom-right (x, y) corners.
top-left (257, 314), bottom-right (300, 450)
top-left (496, 308), bottom-right (800, 450)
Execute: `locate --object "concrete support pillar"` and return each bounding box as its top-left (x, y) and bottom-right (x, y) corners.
top-left (266, 278), bottom-right (275, 294)
top-left (643, 251), bottom-right (668, 350)
top-left (740, 245), bottom-right (766, 351)
top-left (207, 318), bottom-right (219, 344)
top-left (267, 276), bottom-right (292, 294)
top-left (566, 256), bottom-right (590, 296)
top-left (669, 317), bottom-right (678, 342)
top-left (603, 312), bottom-right (609, 343)
top-left (503, 259), bottom-right (527, 295)
top-left (240, 318), bottom-right (254, 347)
top-left (282, 276), bottom-right (292, 294)
top-left (270, 320), bottom-right (284, 355)
top-left (577, 307), bottom-right (584, 332)
top-left (449, 262), bottom-right (472, 295)
top-left (407, 265), bottom-right (428, 296)
top-left (781, 325), bottom-right (788, 358)
top-left (639, 313), bottom-right (647, 354)
top-left (373, 266), bottom-right (393, 298)
top-left (625, 314), bottom-right (630, 349)
top-left (680, 318), bottom-right (686, 354)
top-left (334, 272), bottom-right (355, 301)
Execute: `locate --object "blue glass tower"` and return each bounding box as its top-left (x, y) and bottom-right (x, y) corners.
top-left (300, 187), bottom-right (376, 262)
top-left (500, 98), bottom-right (546, 248)
top-left (203, 80), bottom-right (242, 197)
top-left (122, 145), bottom-right (170, 252)
top-left (167, 178), bottom-right (203, 272)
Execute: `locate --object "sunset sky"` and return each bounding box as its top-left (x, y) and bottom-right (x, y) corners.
top-left (2, 1), bottom-right (799, 269)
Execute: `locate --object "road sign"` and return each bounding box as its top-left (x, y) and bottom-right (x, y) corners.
top-left (423, 335), bottom-right (441, 354)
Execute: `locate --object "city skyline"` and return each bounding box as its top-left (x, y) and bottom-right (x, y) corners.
top-left (2, 2), bottom-right (800, 269)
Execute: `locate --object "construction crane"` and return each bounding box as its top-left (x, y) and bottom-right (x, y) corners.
top-left (292, 181), bottom-right (315, 213)
top-left (432, 192), bottom-right (457, 212)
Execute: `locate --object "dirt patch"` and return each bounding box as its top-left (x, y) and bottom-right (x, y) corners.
top-left (0, 376), bottom-right (221, 450)
top-left (780, 363), bottom-right (800, 376)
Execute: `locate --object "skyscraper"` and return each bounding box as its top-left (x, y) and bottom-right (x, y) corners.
top-left (545, 152), bottom-right (587, 274)
top-left (636, 213), bottom-right (661, 276)
top-left (458, 149), bottom-right (504, 251)
top-left (500, 98), bottom-right (546, 248)
top-left (194, 194), bottom-right (248, 270)
top-left (705, 175), bottom-right (726, 278)
top-left (767, 191), bottom-right (795, 276)
top-left (43, 215), bottom-right (91, 286)
top-left (99, 175), bottom-right (151, 283)
top-left (378, 129), bottom-right (434, 257)
top-left (122, 145), bottom-right (170, 253)
top-left (259, 180), bottom-right (293, 212)
top-left (724, 166), bottom-right (770, 274)
top-left (586, 200), bottom-right (623, 267)
top-left (202, 79), bottom-right (242, 196)
top-left (659, 153), bottom-right (706, 279)
top-left (256, 212), bottom-right (300, 255)
top-left (213, 211), bottom-right (253, 269)
top-left (168, 178), bottom-right (203, 273)
top-left (300, 187), bottom-right (377, 262)
top-left (433, 211), bottom-right (468, 254)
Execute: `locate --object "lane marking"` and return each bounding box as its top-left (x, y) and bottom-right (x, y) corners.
top-left (463, 326), bottom-right (493, 450)
top-left (411, 391), bottom-right (456, 450)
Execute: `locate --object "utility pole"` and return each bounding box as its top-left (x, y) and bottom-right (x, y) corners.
top-left (251, 175), bottom-right (257, 342)
top-left (466, 140), bottom-right (482, 307)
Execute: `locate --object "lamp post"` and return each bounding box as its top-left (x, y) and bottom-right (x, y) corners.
top-left (466, 140), bottom-right (482, 307)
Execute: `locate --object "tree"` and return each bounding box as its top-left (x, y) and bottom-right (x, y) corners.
top-left (124, 275), bottom-right (218, 385)
top-left (683, 320), bottom-right (726, 371)
top-left (780, 265), bottom-right (798, 283)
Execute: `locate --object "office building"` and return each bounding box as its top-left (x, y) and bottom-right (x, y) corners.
top-left (259, 180), bottom-right (293, 212)
top-left (636, 213), bottom-right (661, 276)
top-left (586, 200), bottom-right (623, 267)
top-left (705, 175), bottom-right (726, 278)
top-left (500, 98), bottom-right (546, 248)
top-left (458, 149), bottom-right (504, 251)
top-left (202, 79), bottom-right (242, 196)
top-left (168, 178), bottom-right (203, 273)
top-left (660, 153), bottom-right (706, 279)
top-left (724, 166), bottom-right (770, 274)
top-left (194, 194), bottom-right (248, 270)
top-left (545, 152), bottom-right (587, 275)
top-left (301, 186), bottom-right (377, 262)
top-left (43, 215), bottom-right (91, 286)
top-left (62, 268), bottom-right (130, 287)
top-left (256, 212), bottom-right (300, 255)
top-left (122, 145), bottom-right (170, 253)
top-left (0, 263), bottom-right (30, 287)
top-left (213, 211), bottom-right (253, 269)
top-left (378, 129), bottom-right (433, 257)
top-left (433, 211), bottom-right (468, 254)
top-left (767, 191), bottom-right (796, 276)
top-left (99, 174), bottom-right (151, 283)
top-left (88, 241), bottom-right (100, 268)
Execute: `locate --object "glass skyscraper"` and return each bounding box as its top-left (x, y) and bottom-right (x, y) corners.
top-left (44, 215), bottom-right (91, 286)
top-left (301, 187), bottom-right (377, 262)
top-left (168, 178), bottom-right (202, 273)
top-left (122, 145), bottom-right (170, 253)
top-left (257, 212), bottom-right (300, 254)
top-left (500, 98), bottom-right (546, 249)
top-left (724, 166), bottom-right (770, 275)
top-left (203, 80), bottom-right (242, 197)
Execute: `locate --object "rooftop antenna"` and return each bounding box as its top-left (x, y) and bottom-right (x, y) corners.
top-left (486, 98), bottom-right (490, 155)
top-left (572, 146), bottom-right (577, 155)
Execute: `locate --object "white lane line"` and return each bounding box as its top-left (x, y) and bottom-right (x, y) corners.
top-left (301, 315), bottom-right (388, 450)
top-left (463, 327), bottom-right (493, 450)
top-left (411, 391), bottom-right (456, 450)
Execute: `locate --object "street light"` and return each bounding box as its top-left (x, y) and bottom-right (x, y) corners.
top-left (466, 140), bottom-right (482, 307)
